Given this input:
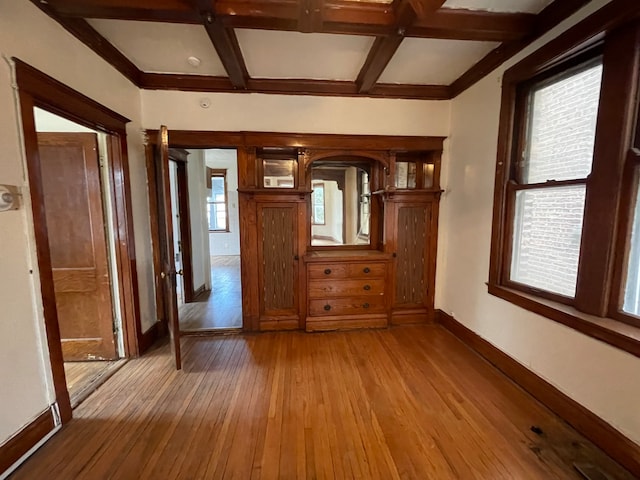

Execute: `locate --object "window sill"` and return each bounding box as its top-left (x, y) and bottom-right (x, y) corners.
top-left (488, 283), bottom-right (640, 358)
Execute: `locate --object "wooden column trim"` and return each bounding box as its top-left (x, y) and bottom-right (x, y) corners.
top-left (575, 23), bottom-right (640, 315)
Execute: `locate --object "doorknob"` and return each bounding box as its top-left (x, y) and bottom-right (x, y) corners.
top-left (160, 272), bottom-right (166, 279)
top-left (177, 269), bottom-right (184, 276)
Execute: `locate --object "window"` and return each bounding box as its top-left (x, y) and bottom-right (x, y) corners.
top-left (207, 170), bottom-right (229, 232)
top-left (311, 182), bottom-right (325, 225)
top-left (489, 17), bottom-right (640, 353)
top-left (509, 61), bottom-right (602, 298)
top-left (624, 180), bottom-right (640, 316)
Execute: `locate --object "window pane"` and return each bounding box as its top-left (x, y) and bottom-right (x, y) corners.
top-left (511, 185), bottom-right (586, 297)
top-left (524, 63), bottom-right (602, 183)
top-left (208, 177), bottom-right (225, 202)
top-left (207, 202), bottom-right (227, 230)
top-left (623, 183), bottom-right (640, 316)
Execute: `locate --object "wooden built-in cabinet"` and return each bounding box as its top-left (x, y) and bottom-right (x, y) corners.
top-left (237, 139), bottom-right (443, 332)
top-left (305, 251), bottom-right (391, 331)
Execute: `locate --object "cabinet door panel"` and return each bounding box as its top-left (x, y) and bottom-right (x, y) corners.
top-left (395, 205), bottom-right (430, 306)
top-left (258, 203), bottom-right (298, 317)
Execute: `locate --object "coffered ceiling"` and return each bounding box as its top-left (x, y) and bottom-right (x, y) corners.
top-left (31, 0), bottom-right (591, 99)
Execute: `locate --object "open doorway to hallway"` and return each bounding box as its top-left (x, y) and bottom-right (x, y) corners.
top-left (33, 108), bottom-right (127, 408)
top-left (168, 148), bottom-right (243, 333)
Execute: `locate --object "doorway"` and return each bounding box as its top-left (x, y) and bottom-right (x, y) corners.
top-left (158, 148), bottom-right (243, 333)
top-left (15, 59), bottom-right (143, 423)
top-left (34, 108), bottom-right (127, 408)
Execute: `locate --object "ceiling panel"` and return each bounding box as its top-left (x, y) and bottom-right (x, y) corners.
top-left (88, 19), bottom-right (227, 76)
top-left (378, 38), bottom-right (499, 85)
top-left (236, 30), bottom-right (375, 81)
top-left (442, 0), bottom-right (553, 14)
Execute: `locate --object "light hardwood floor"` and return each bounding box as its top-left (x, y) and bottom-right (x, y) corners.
top-left (12, 326), bottom-right (633, 479)
top-left (179, 255), bottom-right (242, 331)
top-left (63, 360), bottom-right (127, 408)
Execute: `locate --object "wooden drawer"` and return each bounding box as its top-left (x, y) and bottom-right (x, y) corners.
top-left (308, 278), bottom-right (385, 298)
top-left (309, 296), bottom-right (386, 316)
top-left (308, 262), bottom-right (386, 279)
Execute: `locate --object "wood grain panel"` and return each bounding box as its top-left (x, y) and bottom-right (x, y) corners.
top-left (395, 206), bottom-right (428, 305)
top-left (309, 296), bottom-right (386, 316)
top-left (308, 278), bottom-right (385, 298)
top-left (259, 204), bottom-right (297, 314)
top-left (307, 262), bottom-right (386, 279)
top-left (37, 142), bottom-right (95, 267)
top-left (305, 315), bottom-right (389, 331)
top-left (38, 133), bottom-right (117, 361)
top-left (52, 269), bottom-right (97, 293)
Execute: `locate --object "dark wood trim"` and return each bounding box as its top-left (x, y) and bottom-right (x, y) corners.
top-left (106, 134), bottom-right (143, 358)
top-left (13, 59), bottom-right (130, 131)
top-left (18, 92), bottom-right (71, 426)
top-left (29, 1), bottom-right (141, 86)
top-left (138, 321), bottom-right (162, 354)
top-left (15, 60), bottom-right (141, 424)
top-left (356, 35), bottom-right (405, 94)
top-left (149, 129), bottom-right (445, 151)
top-left (449, 0), bottom-right (592, 97)
top-left (575, 23), bottom-right (640, 316)
top-left (175, 159), bottom-right (195, 303)
top-left (0, 409), bottom-right (55, 475)
top-left (436, 309), bottom-right (640, 477)
top-left (200, 11), bottom-right (249, 89)
top-left (145, 143), bottom-right (166, 331)
top-left (47, 0), bottom-right (535, 41)
top-left (141, 73), bottom-right (451, 100)
top-left (194, 283), bottom-right (207, 298)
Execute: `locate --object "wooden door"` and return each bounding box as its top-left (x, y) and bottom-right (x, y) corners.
top-left (37, 132), bottom-right (117, 361)
top-left (256, 203), bottom-right (300, 324)
top-left (155, 126), bottom-right (182, 369)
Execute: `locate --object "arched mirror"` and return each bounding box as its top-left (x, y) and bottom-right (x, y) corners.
top-left (310, 158), bottom-right (374, 247)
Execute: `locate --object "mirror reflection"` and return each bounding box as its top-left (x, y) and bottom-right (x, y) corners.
top-left (310, 162), bottom-right (370, 246)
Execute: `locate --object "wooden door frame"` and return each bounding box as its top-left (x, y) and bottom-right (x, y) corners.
top-left (169, 149), bottom-right (195, 303)
top-left (15, 59), bottom-right (142, 423)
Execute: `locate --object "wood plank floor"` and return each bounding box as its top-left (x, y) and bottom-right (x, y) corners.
top-left (11, 326), bottom-right (633, 479)
top-left (64, 360), bottom-right (127, 408)
top-left (179, 255), bottom-right (242, 331)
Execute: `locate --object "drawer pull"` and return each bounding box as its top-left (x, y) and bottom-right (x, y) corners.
top-left (324, 268), bottom-right (332, 275)
top-left (363, 267), bottom-right (370, 273)
top-left (324, 304), bottom-right (331, 311)
top-left (363, 303), bottom-right (370, 309)
top-left (363, 284), bottom-right (371, 291)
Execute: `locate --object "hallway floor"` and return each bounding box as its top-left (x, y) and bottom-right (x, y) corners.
top-left (178, 255), bottom-right (242, 331)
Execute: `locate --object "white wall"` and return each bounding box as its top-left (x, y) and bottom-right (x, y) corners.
top-left (0, 0), bottom-right (153, 451)
top-left (141, 91), bottom-right (450, 136)
top-left (204, 149), bottom-right (240, 256)
top-left (437, 0), bottom-right (640, 446)
top-left (186, 149), bottom-right (211, 289)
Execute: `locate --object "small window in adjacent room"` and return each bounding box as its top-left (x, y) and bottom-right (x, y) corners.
top-left (509, 61), bottom-right (603, 298)
top-left (311, 182), bottom-right (325, 225)
top-left (207, 170), bottom-right (229, 232)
